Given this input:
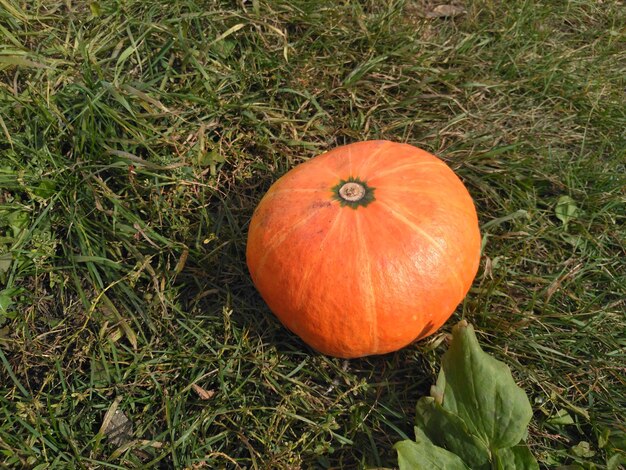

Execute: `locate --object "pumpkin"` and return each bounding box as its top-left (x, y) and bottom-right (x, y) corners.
top-left (246, 140), bottom-right (481, 358)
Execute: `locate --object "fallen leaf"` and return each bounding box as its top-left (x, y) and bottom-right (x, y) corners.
top-left (100, 397), bottom-right (133, 448)
top-left (426, 4), bottom-right (467, 18)
top-left (105, 410), bottom-right (133, 447)
top-left (192, 384), bottom-right (216, 400)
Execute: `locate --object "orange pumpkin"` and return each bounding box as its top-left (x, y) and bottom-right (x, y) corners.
top-left (246, 140), bottom-right (481, 358)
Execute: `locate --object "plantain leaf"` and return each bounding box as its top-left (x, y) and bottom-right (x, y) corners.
top-left (493, 445), bottom-right (539, 469)
top-left (395, 428), bottom-right (470, 470)
top-left (416, 397), bottom-right (491, 470)
top-left (397, 321), bottom-right (537, 470)
top-left (436, 321), bottom-right (533, 450)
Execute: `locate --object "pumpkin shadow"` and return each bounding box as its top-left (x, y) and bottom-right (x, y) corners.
top-left (174, 157), bottom-right (290, 338)
top-left (176, 154), bottom-right (441, 367)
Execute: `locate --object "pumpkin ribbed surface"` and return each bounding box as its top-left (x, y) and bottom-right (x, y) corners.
top-left (246, 140), bottom-right (481, 358)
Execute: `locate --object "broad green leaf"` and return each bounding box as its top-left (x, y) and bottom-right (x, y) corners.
top-left (555, 196), bottom-right (579, 227)
top-left (437, 321), bottom-right (533, 450)
top-left (0, 293), bottom-right (13, 314)
top-left (416, 397), bottom-right (491, 470)
top-left (0, 252), bottom-right (11, 274)
top-left (7, 211), bottom-right (29, 238)
top-left (0, 288), bottom-right (22, 318)
top-left (546, 408), bottom-right (575, 425)
top-left (89, 1), bottom-right (102, 16)
top-left (607, 453), bottom-right (626, 470)
top-left (571, 441), bottom-right (595, 458)
top-left (212, 40), bottom-right (236, 59)
top-left (32, 180), bottom-right (56, 199)
top-left (494, 445), bottom-right (539, 469)
top-left (600, 428), bottom-right (626, 452)
top-left (395, 434), bottom-right (470, 470)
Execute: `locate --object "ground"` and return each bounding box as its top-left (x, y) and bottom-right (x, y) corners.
top-left (0, 0), bottom-right (624, 468)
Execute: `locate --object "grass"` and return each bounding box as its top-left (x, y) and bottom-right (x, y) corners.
top-left (0, 0), bottom-right (624, 467)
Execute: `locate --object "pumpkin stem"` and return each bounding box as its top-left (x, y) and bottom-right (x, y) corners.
top-left (332, 177), bottom-right (375, 209)
top-left (339, 182), bottom-right (366, 202)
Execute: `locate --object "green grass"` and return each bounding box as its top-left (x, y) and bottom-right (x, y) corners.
top-left (1, 0), bottom-right (624, 467)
